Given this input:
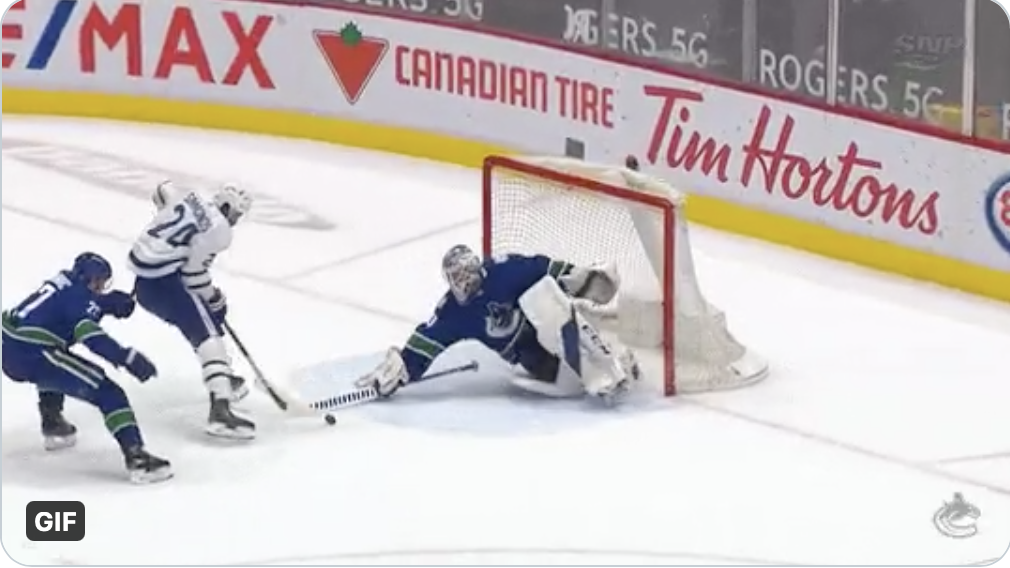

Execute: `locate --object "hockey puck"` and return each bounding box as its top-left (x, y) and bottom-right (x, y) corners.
top-left (324, 414), bottom-right (337, 426)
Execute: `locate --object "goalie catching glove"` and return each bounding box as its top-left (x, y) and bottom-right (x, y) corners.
top-left (355, 347), bottom-right (409, 398)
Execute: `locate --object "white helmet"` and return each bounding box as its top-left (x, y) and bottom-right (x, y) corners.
top-left (213, 183), bottom-right (253, 226)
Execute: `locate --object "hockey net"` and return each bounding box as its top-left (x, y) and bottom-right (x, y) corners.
top-left (483, 155), bottom-right (769, 396)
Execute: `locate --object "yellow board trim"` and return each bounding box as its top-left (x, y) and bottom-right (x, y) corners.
top-left (4, 87), bottom-right (1008, 303)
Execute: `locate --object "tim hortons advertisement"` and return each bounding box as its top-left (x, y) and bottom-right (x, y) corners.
top-left (627, 82), bottom-right (1007, 268)
top-left (4, 0), bottom-right (1010, 271)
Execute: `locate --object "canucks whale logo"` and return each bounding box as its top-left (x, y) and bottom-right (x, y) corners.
top-left (933, 493), bottom-right (981, 539)
top-left (485, 302), bottom-right (522, 339)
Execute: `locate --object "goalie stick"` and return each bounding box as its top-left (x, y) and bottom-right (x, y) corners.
top-left (308, 360), bottom-right (480, 413)
top-left (224, 321), bottom-right (480, 422)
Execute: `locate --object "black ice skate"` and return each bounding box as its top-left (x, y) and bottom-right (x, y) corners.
top-left (40, 408), bottom-right (77, 451)
top-left (230, 374), bottom-right (250, 403)
top-left (124, 446), bottom-right (173, 484)
top-left (206, 394), bottom-right (255, 441)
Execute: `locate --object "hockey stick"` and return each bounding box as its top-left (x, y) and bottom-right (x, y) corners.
top-left (222, 320), bottom-right (302, 413)
top-left (307, 360), bottom-right (480, 413)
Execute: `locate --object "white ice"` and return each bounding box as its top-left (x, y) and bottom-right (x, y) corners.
top-left (2, 116), bottom-right (1009, 566)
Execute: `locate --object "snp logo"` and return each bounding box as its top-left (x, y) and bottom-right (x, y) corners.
top-left (26, 501), bottom-right (85, 541)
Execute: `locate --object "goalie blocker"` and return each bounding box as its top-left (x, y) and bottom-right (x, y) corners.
top-left (355, 247), bottom-right (642, 403)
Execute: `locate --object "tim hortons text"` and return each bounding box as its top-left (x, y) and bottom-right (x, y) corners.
top-left (643, 85), bottom-right (941, 236)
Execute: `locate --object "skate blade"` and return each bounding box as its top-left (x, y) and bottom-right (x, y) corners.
top-left (130, 467), bottom-right (174, 485)
top-left (205, 422), bottom-right (256, 441)
top-left (44, 435), bottom-right (77, 451)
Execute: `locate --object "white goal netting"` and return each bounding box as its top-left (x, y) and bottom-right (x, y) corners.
top-left (484, 155), bottom-right (769, 395)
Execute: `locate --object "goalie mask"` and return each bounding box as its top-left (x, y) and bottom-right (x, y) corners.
top-left (442, 245), bottom-right (485, 304)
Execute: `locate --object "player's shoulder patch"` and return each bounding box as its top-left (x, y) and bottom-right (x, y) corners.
top-left (85, 299), bottom-right (102, 321)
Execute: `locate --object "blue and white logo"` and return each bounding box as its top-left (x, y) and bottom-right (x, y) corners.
top-left (485, 302), bottom-right (522, 339)
top-left (984, 172), bottom-right (1010, 254)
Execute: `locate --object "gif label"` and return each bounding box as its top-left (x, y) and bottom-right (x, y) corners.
top-left (26, 501), bottom-right (85, 541)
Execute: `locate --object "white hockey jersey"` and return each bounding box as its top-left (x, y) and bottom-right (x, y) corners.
top-left (128, 185), bottom-right (233, 299)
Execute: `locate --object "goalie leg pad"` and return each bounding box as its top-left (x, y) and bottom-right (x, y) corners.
top-left (519, 276), bottom-right (639, 399)
top-left (570, 314), bottom-right (640, 399)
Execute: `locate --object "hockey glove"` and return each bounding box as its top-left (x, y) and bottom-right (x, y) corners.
top-left (355, 347), bottom-right (409, 398)
top-left (207, 288), bottom-right (228, 325)
top-left (560, 262), bottom-right (621, 305)
top-left (98, 290), bottom-right (136, 319)
top-left (124, 349), bottom-right (157, 382)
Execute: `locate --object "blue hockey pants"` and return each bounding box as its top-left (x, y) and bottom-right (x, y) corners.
top-left (1, 340), bottom-right (143, 448)
top-left (134, 274), bottom-right (222, 348)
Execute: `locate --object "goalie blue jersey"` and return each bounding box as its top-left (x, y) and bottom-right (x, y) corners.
top-left (400, 254), bottom-right (574, 382)
top-left (2, 272), bottom-right (109, 351)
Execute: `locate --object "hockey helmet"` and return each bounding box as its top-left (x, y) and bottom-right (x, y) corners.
top-left (70, 252), bottom-right (113, 292)
top-left (213, 183), bottom-right (253, 226)
top-left (442, 245), bottom-right (484, 304)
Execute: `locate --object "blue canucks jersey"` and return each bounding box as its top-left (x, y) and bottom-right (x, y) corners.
top-left (2, 272), bottom-right (112, 353)
top-left (401, 254), bottom-right (574, 382)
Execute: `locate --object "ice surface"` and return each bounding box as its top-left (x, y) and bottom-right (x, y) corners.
top-left (1, 116), bottom-right (1008, 565)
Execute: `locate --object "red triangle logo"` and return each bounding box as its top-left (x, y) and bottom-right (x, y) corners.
top-left (314, 24), bottom-right (389, 106)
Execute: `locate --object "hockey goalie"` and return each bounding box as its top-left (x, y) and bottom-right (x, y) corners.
top-left (356, 244), bottom-right (643, 404)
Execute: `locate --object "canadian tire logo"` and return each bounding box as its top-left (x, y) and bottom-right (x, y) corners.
top-left (314, 23), bottom-right (389, 105)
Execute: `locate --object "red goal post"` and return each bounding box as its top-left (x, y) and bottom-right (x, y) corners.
top-left (482, 155), bottom-right (769, 396)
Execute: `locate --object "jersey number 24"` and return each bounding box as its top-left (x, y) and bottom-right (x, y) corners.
top-left (148, 203), bottom-right (200, 247)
